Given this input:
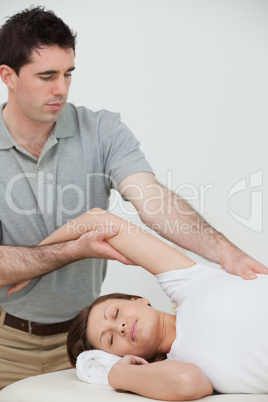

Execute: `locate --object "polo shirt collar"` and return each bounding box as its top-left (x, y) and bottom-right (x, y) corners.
top-left (53, 103), bottom-right (75, 139)
top-left (0, 102), bottom-right (75, 150)
top-left (0, 103), bottom-right (14, 150)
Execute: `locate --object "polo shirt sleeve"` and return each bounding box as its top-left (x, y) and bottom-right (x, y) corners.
top-left (98, 111), bottom-right (154, 189)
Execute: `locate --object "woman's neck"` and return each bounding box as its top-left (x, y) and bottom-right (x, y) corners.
top-left (157, 312), bottom-right (177, 355)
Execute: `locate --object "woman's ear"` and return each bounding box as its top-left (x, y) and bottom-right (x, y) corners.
top-left (131, 297), bottom-right (150, 305)
top-left (0, 65), bottom-right (16, 89)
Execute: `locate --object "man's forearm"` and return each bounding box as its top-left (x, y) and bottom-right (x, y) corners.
top-left (118, 172), bottom-right (234, 264)
top-left (0, 242), bottom-right (74, 287)
top-left (138, 183), bottom-right (235, 266)
top-left (1, 220), bottom-right (132, 292)
top-left (130, 175), bottom-right (268, 279)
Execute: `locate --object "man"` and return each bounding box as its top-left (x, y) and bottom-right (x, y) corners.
top-left (0, 6), bottom-right (267, 389)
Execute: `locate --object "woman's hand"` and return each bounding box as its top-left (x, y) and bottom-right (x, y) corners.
top-left (114, 355), bottom-right (149, 366)
top-left (7, 280), bottom-right (31, 295)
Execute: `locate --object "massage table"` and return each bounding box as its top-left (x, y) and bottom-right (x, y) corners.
top-left (0, 369), bottom-right (267, 402)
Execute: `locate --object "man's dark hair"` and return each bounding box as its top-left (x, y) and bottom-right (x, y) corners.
top-left (0, 6), bottom-right (77, 74)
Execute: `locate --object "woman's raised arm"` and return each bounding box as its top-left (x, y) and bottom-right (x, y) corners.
top-left (41, 207), bottom-right (195, 275)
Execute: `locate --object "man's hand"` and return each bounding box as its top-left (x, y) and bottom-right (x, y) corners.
top-left (221, 248), bottom-right (268, 280)
top-left (68, 226), bottom-right (133, 264)
top-left (7, 227), bottom-right (133, 296)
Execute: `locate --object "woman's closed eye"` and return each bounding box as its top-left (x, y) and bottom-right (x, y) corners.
top-left (110, 309), bottom-right (119, 345)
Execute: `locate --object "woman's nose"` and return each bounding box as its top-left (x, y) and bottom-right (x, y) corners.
top-left (118, 322), bottom-right (126, 335)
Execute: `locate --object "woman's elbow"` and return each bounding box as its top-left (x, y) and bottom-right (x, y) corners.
top-left (173, 364), bottom-right (213, 401)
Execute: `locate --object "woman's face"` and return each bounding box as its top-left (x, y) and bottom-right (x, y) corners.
top-left (86, 297), bottom-right (164, 359)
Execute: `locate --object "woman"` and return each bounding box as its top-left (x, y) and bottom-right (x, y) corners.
top-left (68, 292), bottom-right (213, 401)
top-left (18, 208), bottom-right (268, 400)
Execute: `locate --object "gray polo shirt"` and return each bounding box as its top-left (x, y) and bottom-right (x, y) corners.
top-left (0, 103), bottom-right (153, 323)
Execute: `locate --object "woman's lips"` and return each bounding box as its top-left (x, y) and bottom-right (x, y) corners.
top-left (130, 320), bottom-right (138, 341)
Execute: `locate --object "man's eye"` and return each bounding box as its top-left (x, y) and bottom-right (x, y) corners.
top-left (115, 309), bottom-right (119, 319)
top-left (110, 334), bottom-right (113, 345)
top-left (40, 76), bottom-right (52, 81)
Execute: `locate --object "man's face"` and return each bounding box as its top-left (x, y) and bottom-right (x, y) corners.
top-left (11, 45), bottom-right (75, 125)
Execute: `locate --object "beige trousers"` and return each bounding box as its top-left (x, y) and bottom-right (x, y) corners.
top-left (0, 309), bottom-right (72, 390)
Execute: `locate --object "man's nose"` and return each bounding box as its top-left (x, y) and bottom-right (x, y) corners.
top-left (52, 76), bottom-right (68, 96)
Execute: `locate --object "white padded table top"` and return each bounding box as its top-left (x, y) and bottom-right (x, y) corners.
top-left (0, 369), bottom-right (267, 402)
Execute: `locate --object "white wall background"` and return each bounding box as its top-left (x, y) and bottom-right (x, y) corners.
top-left (1, 0), bottom-right (267, 313)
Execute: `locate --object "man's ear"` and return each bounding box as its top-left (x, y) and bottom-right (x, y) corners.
top-left (0, 65), bottom-right (16, 89)
top-left (131, 297), bottom-right (150, 305)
